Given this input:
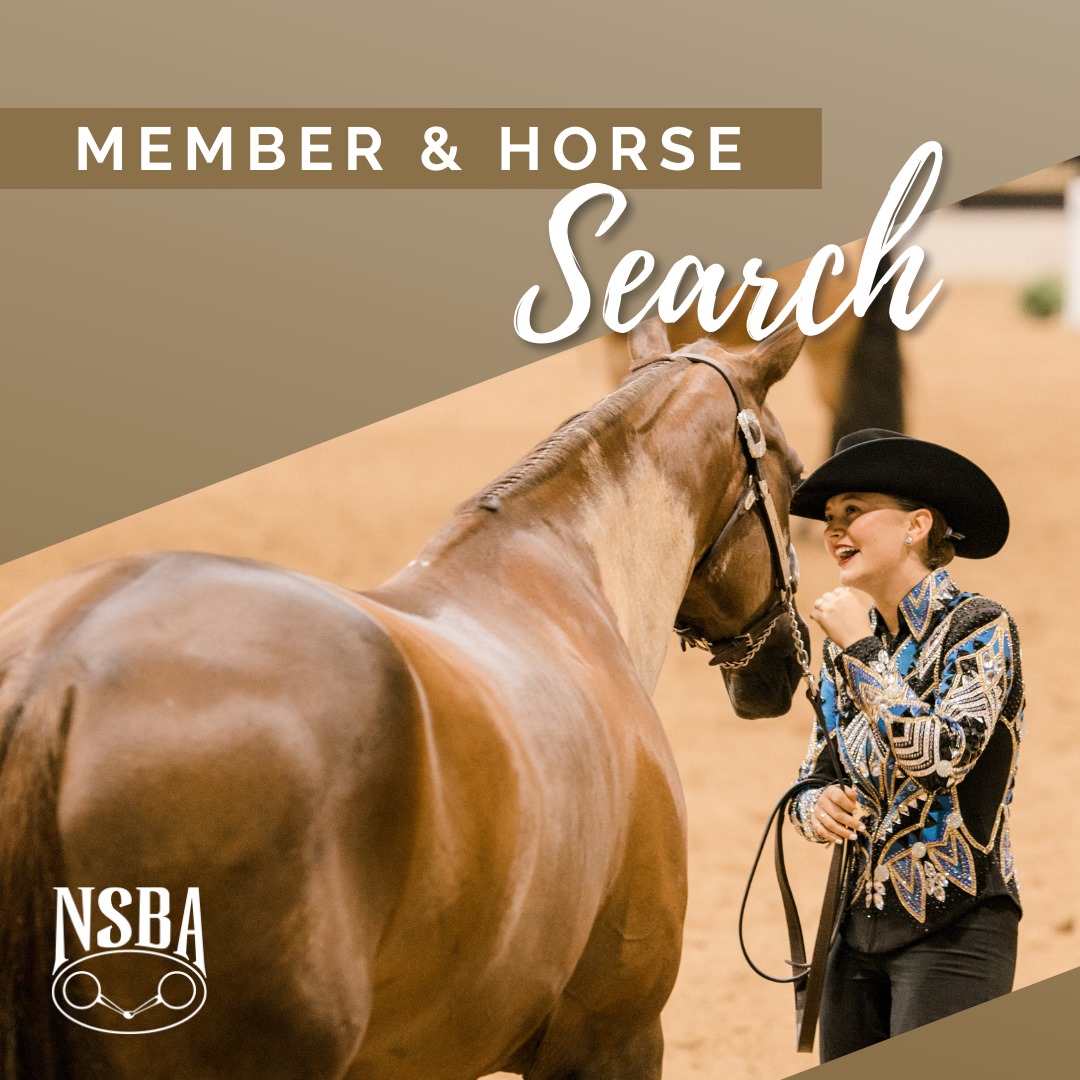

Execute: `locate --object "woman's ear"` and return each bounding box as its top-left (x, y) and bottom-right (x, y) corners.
top-left (908, 507), bottom-right (933, 545)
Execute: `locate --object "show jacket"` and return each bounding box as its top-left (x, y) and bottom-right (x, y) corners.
top-left (790, 569), bottom-right (1023, 953)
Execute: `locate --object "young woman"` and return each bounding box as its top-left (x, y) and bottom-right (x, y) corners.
top-left (788, 428), bottom-right (1023, 1061)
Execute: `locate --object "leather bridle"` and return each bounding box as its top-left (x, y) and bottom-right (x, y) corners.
top-left (660, 351), bottom-right (809, 675)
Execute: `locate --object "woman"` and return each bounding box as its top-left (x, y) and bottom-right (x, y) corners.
top-left (787, 428), bottom-right (1024, 1061)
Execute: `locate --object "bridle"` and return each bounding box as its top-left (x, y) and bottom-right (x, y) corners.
top-left (658, 350), bottom-right (813, 682)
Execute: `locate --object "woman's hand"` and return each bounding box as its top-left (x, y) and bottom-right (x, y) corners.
top-left (813, 784), bottom-right (864, 843)
top-left (810, 587), bottom-right (873, 649)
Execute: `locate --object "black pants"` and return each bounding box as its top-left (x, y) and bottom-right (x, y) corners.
top-left (819, 897), bottom-right (1019, 1062)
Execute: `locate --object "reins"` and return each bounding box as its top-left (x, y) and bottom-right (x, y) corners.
top-left (657, 349), bottom-right (850, 1054)
top-left (736, 693), bottom-right (851, 1053)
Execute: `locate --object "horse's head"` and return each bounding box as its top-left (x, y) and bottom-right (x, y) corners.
top-left (629, 318), bottom-right (809, 719)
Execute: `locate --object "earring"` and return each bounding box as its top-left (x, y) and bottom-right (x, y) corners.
top-left (904, 536), bottom-right (913, 546)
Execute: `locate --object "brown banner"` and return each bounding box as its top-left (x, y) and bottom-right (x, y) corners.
top-left (805, 966), bottom-right (1080, 1077)
top-left (0, 108), bottom-right (821, 189)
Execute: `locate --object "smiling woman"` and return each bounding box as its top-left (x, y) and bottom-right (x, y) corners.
top-left (784, 428), bottom-right (1024, 1062)
top-left (813, 490), bottom-right (955, 642)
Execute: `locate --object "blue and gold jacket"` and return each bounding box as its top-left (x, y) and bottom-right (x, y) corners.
top-left (790, 569), bottom-right (1023, 953)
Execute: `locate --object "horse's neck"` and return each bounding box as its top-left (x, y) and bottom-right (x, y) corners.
top-left (405, 366), bottom-right (734, 692)
top-left (563, 440), bottom-right (699, 691)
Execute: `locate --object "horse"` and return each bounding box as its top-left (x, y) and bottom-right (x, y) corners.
top-left (0, 322), bottom-right (807, 1080)
top-left (608, 240), bottom-right (904, 454)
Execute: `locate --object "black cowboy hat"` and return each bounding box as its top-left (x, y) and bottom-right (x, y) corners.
top-left (789, 429), bottom-right (1009, 559)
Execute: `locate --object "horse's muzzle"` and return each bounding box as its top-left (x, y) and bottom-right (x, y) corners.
top-left (721, 612), bottom-right (805, 720)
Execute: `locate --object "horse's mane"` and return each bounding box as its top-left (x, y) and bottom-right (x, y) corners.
top-left (458, 355), bottom-right (690, 513)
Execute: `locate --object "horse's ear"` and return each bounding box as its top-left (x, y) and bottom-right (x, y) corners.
top-left (747, 320), bottom-right (804, 399)
top-left (627, 316), bottom-right (671, 365)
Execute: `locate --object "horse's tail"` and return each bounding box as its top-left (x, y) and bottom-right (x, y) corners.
top-left (0, 680), bottom-right (75, 1080)
top-left (831, 254), bottom-right (905, 448)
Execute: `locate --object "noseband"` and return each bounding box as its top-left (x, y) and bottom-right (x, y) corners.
top-left (659, 351), bottom-right (808, 674)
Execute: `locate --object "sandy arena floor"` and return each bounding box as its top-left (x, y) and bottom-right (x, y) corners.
top-left (1, 283), bottom-right (1077, 1078)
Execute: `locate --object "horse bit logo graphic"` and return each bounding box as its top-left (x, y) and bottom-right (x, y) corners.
top-left (52, 887), bottom-right (207, 1034)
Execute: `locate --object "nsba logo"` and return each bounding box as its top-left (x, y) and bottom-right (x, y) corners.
top-left (52, 886), bottom-right (206, 1034)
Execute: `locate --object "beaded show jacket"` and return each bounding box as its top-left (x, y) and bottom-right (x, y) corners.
top-left (790, 569), bottom-right (1024, 953)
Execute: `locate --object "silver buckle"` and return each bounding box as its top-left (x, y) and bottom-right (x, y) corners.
top-left (737, 409), bottom-right (767, 459)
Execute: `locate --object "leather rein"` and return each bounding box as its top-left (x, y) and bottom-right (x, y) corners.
top-left (647, 350), bottom-right (849, 1054)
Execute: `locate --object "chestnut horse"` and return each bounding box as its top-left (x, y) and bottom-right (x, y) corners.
top-left (0, 324), bottom-right (805, 1080)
